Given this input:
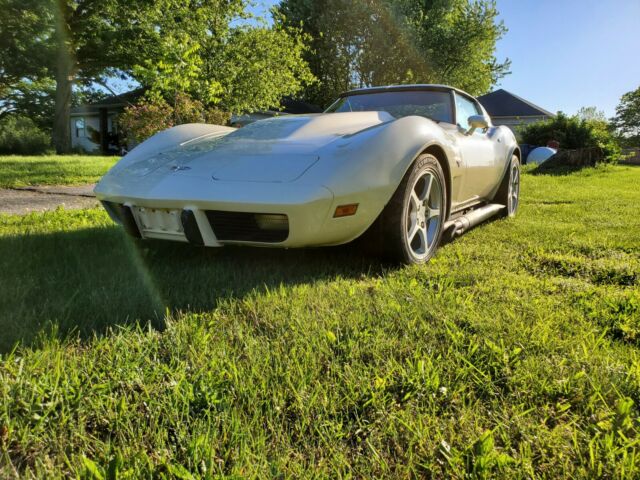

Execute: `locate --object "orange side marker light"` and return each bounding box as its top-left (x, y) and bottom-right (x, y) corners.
top-left (334, 204), bottom-right (359, 218)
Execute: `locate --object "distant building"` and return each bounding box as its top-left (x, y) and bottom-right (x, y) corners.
top-left (70, 89), bottom-right (144, 154)
top-left (478, 89), bottom-right (554, 138)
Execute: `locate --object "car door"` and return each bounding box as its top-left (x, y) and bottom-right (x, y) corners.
top-left (453, 93), bottom-right (496, 202)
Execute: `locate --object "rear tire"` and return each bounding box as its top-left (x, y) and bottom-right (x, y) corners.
top-left (494, 155), bottom-right (520, 217)
top-left (374, 154), bottom-right (447, 264)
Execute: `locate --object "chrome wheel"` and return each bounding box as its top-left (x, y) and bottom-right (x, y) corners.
top-left (508, 163), bottom-right (520, 214)
top-left (406, 171), bottom-right (443, 260)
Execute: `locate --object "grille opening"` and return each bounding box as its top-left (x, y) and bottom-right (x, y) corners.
top-left (100, 200), bottom-right (123, 224)
top-left (206, 211), bottom-right (289, 243)
top-left (100, 201), bottom-right (141, 238)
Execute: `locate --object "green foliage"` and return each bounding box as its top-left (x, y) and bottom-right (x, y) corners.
top-left (0, 0), bottom-right (57, 130)
top-left (520, 112), bottom-right (621, 162)
top-left (0, 79), bottom-right (56, 132)
top-left (1, 164), bottom-right (640, 477)
top-left (212, 24), bottom-right (316, 113)
top-left (577, 106), bottom-right (607, 122)
top-left (133, 33), bottom-right (223, 107)
top-left (588, 119), bottom-right (622, 162)
top-left (0, 0), bottom-right (53, 92)
top-left (468, 430), bottom-right (514, 478)
top-left (134, 19), bottom-right (315, 114)
top-left (0, 155), bottom-right (118, 188)
top-left (0, 116), bottom-right (51, 155)
top-left (119, 94), bottom-right (232, 144)
top-left (612, 85), bottom-right (640, 146)
top-left (278, 0), bottom-right (510, 107)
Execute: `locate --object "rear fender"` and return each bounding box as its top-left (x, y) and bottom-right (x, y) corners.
top-left (488, 127), bottom-right (520, 200)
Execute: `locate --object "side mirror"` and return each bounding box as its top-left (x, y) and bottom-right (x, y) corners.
top-left (466, 114), bottom-right (490, 134)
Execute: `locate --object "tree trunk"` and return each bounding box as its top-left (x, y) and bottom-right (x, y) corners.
top-left (53, 60), bottom-right (73, 154)
top-left (52, 3), bottom-right (73, 154)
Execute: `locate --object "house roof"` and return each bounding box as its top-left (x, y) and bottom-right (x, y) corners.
top-left (70, 88), bottom-right (145, 115)
top-left (90, 88), bottom-right (145, 107)
top-left (478, 89), bottom-right (554, 118)
top-left (281, 97), bottom-right (322, 114)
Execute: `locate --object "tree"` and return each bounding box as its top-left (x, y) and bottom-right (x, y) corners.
top-left (0, 1), bottom-right (55, 129)
top-left (612, 86), bottom-right (640, 146)
top-left (0, 1), bottom-right (313, 153)
top-left (133, 18), bottom-right (314, 115)
top-left (576, 106), bottom-right (606, 122)
top-left (0, 1), bottom-right (53, 92)
top-left (50, 0), bottom-right (253, 153)
top-left (0, 80), bottom-right (56, 131)
top-left (278, 0), bottom-right (510, 107)
top-left (209, 24), bottom-right (316, 114)
top-left (0, 0), bottom-right (288, 152)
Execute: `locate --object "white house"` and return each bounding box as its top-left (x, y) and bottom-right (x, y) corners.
top-left (69, 89), bottom-right (143, 153)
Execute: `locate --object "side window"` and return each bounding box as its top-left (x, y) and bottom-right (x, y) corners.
top-left (455, 95), bottom-right (481, 131)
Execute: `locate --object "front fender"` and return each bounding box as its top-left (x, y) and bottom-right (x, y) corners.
top-left (304, 116), bottom-right (458, 241)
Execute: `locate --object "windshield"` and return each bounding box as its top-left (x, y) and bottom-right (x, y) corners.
top-left (325, 90), bottom-right (454, 124)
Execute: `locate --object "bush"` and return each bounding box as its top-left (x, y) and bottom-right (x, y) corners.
top-left (0, 115), bottom-right (51, 155)
top-left (119, 97), bottom-right (174, 145)
top-left (520, 113), bottom-right (621, 162)
top-left (119, 94), bottom-right (231, 144)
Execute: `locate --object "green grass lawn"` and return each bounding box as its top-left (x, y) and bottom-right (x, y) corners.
top-left (1, 165), bottom-right (639, 478)
top-left (0, 155), bottom-right (119, 188)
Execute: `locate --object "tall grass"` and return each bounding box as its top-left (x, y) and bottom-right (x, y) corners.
top-left (1, 165), bottom-right (639, 478)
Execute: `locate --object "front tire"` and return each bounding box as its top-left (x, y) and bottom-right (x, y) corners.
top-left (378, 154), bottom-right (447, 264)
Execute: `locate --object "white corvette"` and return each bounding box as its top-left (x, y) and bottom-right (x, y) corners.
top-left (95, 84), bottom-right (521, 264)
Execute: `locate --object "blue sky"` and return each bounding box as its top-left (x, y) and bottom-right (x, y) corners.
top-left (494, 0), bottom-right (640, 117)
top-left (250, 0), bottom-right (640, 117)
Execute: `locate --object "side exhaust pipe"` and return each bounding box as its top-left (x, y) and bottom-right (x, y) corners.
top-left (444, 203), bottom-right (505, 239)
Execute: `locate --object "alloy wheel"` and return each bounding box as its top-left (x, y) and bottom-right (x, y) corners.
top-left (405, 171), bottom-right (443, 260)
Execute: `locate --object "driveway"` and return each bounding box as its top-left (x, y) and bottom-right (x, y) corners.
top-left (0, 184), bottom-right (99, 215)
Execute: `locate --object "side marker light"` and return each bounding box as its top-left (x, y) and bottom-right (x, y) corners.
top-left (334, 204), bottom-right (359, 218)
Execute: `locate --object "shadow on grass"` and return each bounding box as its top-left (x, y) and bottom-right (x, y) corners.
top-left (0, 226), bottom-right (391, 353)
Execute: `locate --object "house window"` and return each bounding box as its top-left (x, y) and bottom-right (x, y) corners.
top-left (75, 118), bottom-right (86, 138)
top-left (108, 115), bottom-right (118, 134)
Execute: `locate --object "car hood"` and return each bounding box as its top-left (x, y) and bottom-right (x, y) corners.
top-left (107, 112), bottom-right (394, 184)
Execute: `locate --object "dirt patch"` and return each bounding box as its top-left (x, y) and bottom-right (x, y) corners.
top-left (11, 184), bottom-right (96, 197)
top-left (0, 184), bottom-right (99, 215)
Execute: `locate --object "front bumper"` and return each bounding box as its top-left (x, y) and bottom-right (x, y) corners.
top-left (95, 175), bottom-right (343, 248)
